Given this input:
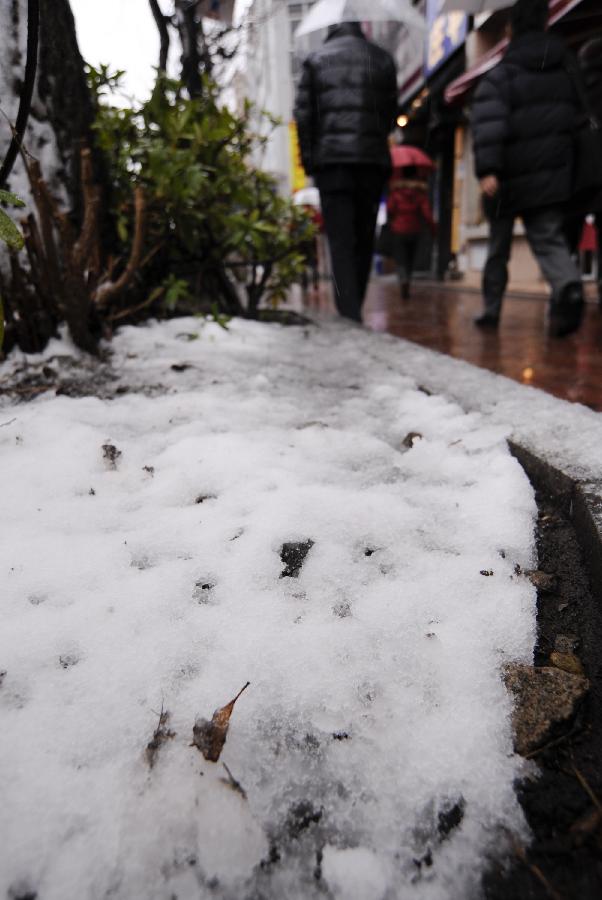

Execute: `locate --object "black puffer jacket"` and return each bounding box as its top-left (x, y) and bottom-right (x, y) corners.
top-left (472, 32), bottom-right (579, 215)
top-left (579, 36), bottom-right (602, 211)
top-left (294, 23), bottom-right (398, 176)
top-left (580, 36), bottom-right (602, 122)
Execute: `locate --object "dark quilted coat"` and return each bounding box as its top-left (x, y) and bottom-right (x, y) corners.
top-left (471, 32), bottom-right (579, 215)
top-left (579, 36), bottom-right (602, 212)
top-left (293, 23), bottom-right (398, 176)
top-left (580, 36), bottom-right (602, 123)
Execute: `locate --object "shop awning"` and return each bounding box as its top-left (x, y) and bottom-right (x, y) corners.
top-left (444, 0), bottom-right (586, 105)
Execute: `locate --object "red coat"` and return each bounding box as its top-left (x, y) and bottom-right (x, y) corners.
top-left (386, 180), bottom-right (436, 236)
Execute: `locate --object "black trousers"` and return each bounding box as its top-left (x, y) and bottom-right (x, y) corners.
top-left (392, 234), bottom-right (420, 285)
top-left (318, 167), bottom-right (386, 322)
top-left (482, 212), bottom-right (514, 317)
top-left (482, 205), bottom-right (581, 316)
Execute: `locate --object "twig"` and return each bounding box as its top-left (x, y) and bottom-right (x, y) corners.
top-left (146, 701), bottom-right (175, 768)
top-left (221, 763), bottom-right (247, 800)
top-left (73, 149), bottom-right (101, 273)
top-left (513, 839), bottom-right (565, 900)
top-left (108, 288), bottom-right (165, 322)
top-left (524, 724), bottom-right (579, 760)
top-left (28, 159), bottom-right (64, 307)
top-left (0, 0), bottom-right (39, 185)
top-left (149, 0), bottom-right (171, 74)
top-left (572, 765), bottom-right (602, 814)
top-left (1, 384), bottom-right (56, 396)
top-left (94, 188), bottom-right (147, 308)
top-left (0, 418), bottom-right (17, 427)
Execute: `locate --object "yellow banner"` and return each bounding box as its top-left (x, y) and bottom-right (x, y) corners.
top-left (289, 122), bottom-right (306, 193)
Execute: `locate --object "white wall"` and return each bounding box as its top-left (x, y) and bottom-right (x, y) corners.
top-left (242, 0), bottom-right (294, 192)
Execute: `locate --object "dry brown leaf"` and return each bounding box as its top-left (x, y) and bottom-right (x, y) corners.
top-left (192, 682), bottom-right (250, 762)
top-left (526, 569), bottom-right (558, 593)
top-left (550, 651), bottom-right (585, 677)
top-left (402, 432), bottom-right (423, 449)
top-left (146, 706), bottom-right (176, 768)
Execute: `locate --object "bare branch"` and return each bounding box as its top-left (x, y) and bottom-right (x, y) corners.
top-left (148, 0), bottom-right (171, 74)
top-left (94, 187), bottom-right (147, 308)
top-left (0, 0), bottom-right (39, 185)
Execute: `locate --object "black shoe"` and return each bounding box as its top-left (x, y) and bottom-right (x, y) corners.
top-left (549, 282), bottom-right (584, 338)
top-left (474, 312), bottom-right (499, 329)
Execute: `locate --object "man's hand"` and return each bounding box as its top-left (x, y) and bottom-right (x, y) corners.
top-left (480, 175), bottom-right (500, 198)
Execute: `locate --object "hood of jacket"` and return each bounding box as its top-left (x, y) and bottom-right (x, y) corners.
top-left (504, 32), bottom-right (567, 72)
top-left (325, 22), bottom-right (364, 41)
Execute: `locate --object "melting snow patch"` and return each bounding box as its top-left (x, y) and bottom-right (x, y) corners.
top-left (0, 317), bottom-right (538, 899)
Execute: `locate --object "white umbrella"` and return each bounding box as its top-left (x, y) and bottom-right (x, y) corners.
top-left (294, 0), bottom-right (426, 39)
top-left (439, 0), bottom-right (512, 13)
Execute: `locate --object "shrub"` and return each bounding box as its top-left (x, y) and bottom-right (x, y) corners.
top-left (90, 69), bottom-right (315, 320)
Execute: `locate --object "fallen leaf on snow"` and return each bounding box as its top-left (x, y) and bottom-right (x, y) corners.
top-left (146, 707), bottom-right (176, 768)
top-left (192, 682), bottom-right (250, 762)
top-left (526, 570), bottom-right (558, 594)
top-left (402, 432), bottom-right (423, 449)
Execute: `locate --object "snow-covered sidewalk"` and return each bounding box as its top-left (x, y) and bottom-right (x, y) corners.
top-left (0, 318), bottom-right (538, 900)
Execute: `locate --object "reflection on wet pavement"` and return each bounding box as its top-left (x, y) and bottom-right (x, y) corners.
top-left (303, 276), bottom-right (602, 412)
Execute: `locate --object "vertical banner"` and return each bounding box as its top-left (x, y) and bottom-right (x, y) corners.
top-left (289, 122), bottom-right (306, 193)
top-left (424, 0), bottom-right (467, 78)
top-left (451, 126), bottom-right (465, 255)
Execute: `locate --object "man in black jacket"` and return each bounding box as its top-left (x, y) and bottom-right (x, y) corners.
top-left (471, 0), bottom-right (584, 337)
top-left (294, 22), bottom-right (398, 322)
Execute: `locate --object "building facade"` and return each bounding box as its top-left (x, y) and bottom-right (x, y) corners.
top-left (239, 0), bottom-right (314, 192)
top-left (239, 0), bottom-right (601, 289)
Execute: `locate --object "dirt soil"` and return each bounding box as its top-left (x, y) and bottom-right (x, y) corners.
top-left (483, 490), bottom-right (602, 900)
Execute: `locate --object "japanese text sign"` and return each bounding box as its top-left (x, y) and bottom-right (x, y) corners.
top-left (424, 0), bottom-right (467, 78)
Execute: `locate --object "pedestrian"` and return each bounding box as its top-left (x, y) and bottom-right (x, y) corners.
top-left (386, 165), bottom-right (436, 300)
top-left (471, 0), bottom-right (584, 337)
top-left (564, 35), bottom-right (602, 309)
top-left (294, 22), bottom-right (398, 323)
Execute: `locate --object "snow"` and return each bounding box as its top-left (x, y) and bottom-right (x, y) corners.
top-left (0, 0), bottom-right (68, 216)
top-left (70, 0), bottom-right (163, 104)
top-left (0, 316), bottom-right (540, 899)
top-left (367, 329), bottom-right (602, 486)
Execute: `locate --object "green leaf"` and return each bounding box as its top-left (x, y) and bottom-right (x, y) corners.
top-left (117, 217), bottom-right (129, 243)
top-left (0, 208), bottom-right (24, 250)
top-left (0, 189), bottom-right (25, 208)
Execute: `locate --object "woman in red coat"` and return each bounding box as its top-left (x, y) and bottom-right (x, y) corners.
top-left (386, 166), bottom-right (436, 299)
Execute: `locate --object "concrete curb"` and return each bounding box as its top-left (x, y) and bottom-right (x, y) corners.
top-left (508, 440), bottom-right (602, 603)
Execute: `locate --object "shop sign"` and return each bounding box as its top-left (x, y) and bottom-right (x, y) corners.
top-left (424, 0), bottom-right (467, 78)
top-left (289, 122), bottom-right (306, 193)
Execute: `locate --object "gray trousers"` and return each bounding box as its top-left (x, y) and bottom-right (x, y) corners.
top-left (482, 207), bottom-right (581, 316)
